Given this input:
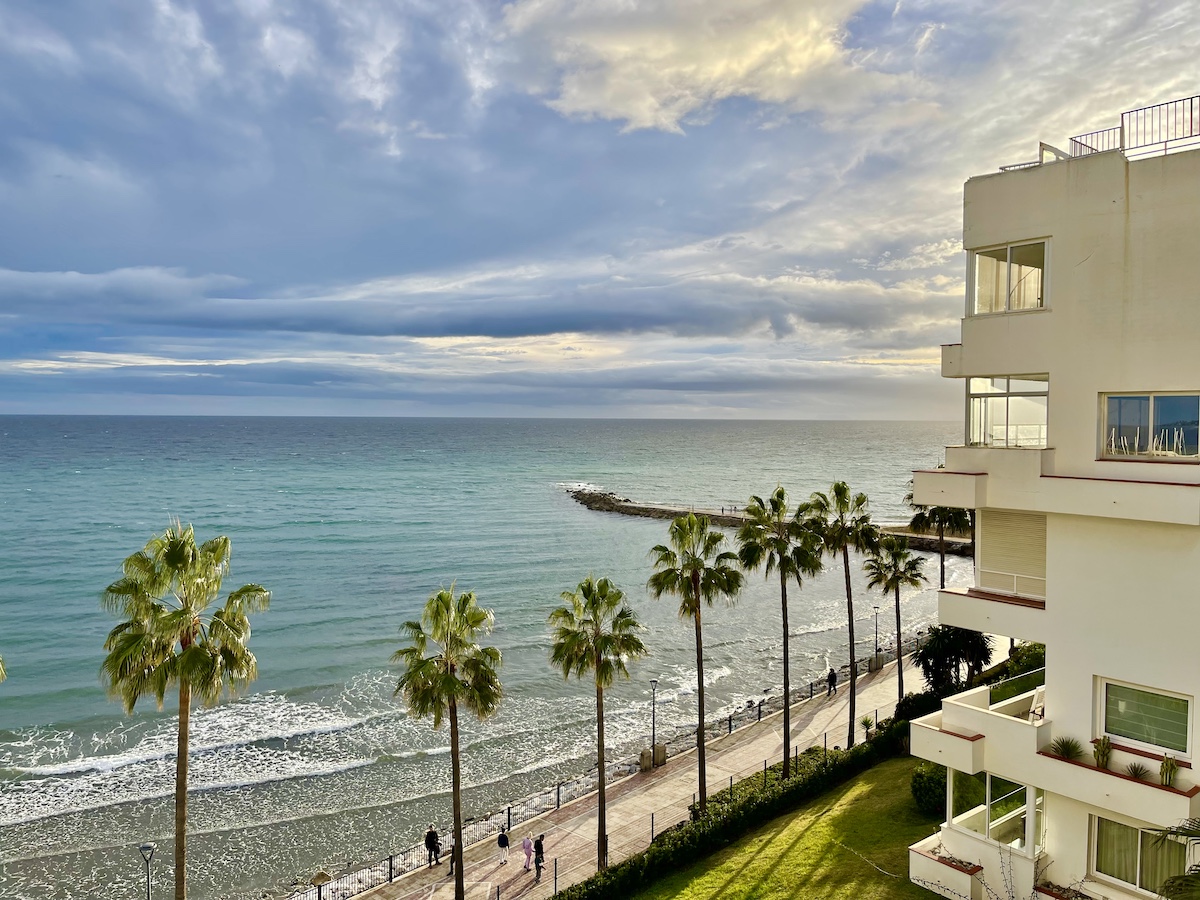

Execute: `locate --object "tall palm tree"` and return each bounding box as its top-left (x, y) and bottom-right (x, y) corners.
top-left (801, 482), bottom-right (880, 749)
top-left (549, 576), bottom-right (647, 870)
top-left (863, 534), bottom-right (927, 701)
top-left (101, 520), bottom-right (269, 900)
top-left (1154, 819), bottom-right (1200, 899)
top-left (393, 586), bottom-right (502, 900)
top-left (648, 513), bottom-right (743, 816)
top-left (736, 487), bottom-right (823, 778)
top-left (908, 502), bottom-right (971, 590)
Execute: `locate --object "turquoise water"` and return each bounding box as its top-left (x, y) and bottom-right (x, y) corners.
top-left (0, 417), bottom-right (967, 899)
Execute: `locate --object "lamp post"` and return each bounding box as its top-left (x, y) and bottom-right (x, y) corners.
top-left (873, 606), bottom-right (880, 660)
top-left (649, 678), bottom-right (659, 761)
top-left (138, 842), bottom-right (156, 900)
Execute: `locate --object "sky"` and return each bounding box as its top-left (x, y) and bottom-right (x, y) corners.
top-left (0, 0), bottom-right (1196, 418)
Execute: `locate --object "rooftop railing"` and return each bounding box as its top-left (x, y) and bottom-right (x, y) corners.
top-left (1069, 95), bottom-right (1200, 159)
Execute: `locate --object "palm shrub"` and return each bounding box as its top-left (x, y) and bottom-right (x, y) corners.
top-left (394, 586), bottom-right (503, 900)
top-left (913, 625), bottom-right (993, 693)
top-left (1050, 736), bottom-right (1084, 760)
top-left (863, 534), bottom-right (927, 700)
top-left (1153, 819), bottom-right (1200, 899)
top-left (101, 520), bottom-right (270, 900)
top-left (736, 487), bottom-right (823, 778)
top-left (801, 482), bottom-right (880, 748)
top-left (1126, 761), bottom-right (1152, 780)
top-left (648, 513), bottom-right (742, 816)
top-left (859, 714), bottom-right (875, 740)
top-left (549, 576), bottom-right (647, 870)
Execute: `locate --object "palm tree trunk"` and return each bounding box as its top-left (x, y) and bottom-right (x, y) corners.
top-left (779, 569), bottom-right (791, 779)
top-left (894, 584), bottom-right (904, 700)
top-left (692, 574), bottom-right (707, 815)
top-left (175, 677), bottom-right (190, 900)
top-left (449, 699), bottom-right (465, 900)
top-left (842, 546), bottom-right (856, 749)
top-left (595, 680), bottom-right (607, 870)
top-left (938, 523), bottom-right (946, 589)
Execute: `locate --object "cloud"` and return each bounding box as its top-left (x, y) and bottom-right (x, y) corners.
top-left (503, 0), bottom-right (893, 132)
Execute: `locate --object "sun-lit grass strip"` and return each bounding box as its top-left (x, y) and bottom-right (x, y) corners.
top-left (631, 757), bottom-right (940, 900)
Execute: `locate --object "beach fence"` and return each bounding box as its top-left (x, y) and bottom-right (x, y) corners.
top-left (285, 645), bottom-right (921, 900)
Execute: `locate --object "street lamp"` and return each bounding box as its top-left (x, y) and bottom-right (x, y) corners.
top-left (649, 678), bottom-right (659, 761)
top-left (138, 842), bottom-right (156, 900)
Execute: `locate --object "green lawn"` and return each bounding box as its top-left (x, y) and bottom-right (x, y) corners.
top-left (632, 756), bottom-right (941, 900)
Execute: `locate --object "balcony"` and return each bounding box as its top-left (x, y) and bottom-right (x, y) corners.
top-left (938, 587), bottom-right (1047, 644)
top-left (913, 673), bottom-right (1200, 824)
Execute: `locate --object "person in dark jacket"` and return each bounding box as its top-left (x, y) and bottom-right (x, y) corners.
top-left (425, 824), bottom-right (441, 868)
top-left (533, 834), bottom-right (545, 883)
top-left (826, 667), bottom-right (838, 696)
top-left (497, 827), bottom-right (510, 864)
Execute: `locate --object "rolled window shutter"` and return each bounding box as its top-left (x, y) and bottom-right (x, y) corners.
top-left (978, 510), bottom-right (1046, 598)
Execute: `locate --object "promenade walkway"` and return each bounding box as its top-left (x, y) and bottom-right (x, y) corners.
top-left (359, 656), bottom-right (913, 900)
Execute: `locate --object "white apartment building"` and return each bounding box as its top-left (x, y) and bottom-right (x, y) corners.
top-left (907, 95), bottom-right (1200, 900)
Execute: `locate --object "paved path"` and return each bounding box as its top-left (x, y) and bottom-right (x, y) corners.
top-left (359, 656), bottom-right (914, 900)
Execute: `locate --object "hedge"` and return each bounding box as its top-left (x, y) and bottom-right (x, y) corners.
top-left (910, 762), bottom-right (946, 817)
top-left (553, 719), bottom-right (910, 900)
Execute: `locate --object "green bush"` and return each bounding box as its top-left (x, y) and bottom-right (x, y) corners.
top-left (555, 719), bottom-right (909, 900)
top-left (910, 762), bottom-right (947, 817)
top-left (894, 690), bottom-right (941, 722)
top-left (1005, 642), bottom-right (1045, 677)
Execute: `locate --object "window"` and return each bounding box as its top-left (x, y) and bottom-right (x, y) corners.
top-left (1094, 816), bottom-right (1187, 894)
top-left (972, 241), bottom-right (1047, 314)
top-left (950, 771), bottom-right (1033, 850)
top-left (969, 376), bottom-right (1049, 448)
top-left (1104, 681), bottom-right (1190, 755)
top-left (977, 509), bottom-right (1046, 598)
top-left (1102, 393), bottom-right (1200, 460)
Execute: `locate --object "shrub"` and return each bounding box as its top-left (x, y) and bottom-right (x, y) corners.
top-left (1126, 762), bottom-right (1151, 780)
top-left (556, 719), bottom-right (909, 900)
top-left (1050, 736), bottom-right (1084, 760)
top-left (1006, 642), bottom-right (1045, 677)
top-left (895, 691), bottom-right (942, 723)
top-left (911, 762), bottom-right (947, 817)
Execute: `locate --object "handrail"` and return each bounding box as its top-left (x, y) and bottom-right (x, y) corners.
top-left (1069, 95), bottom-right (1200, 159)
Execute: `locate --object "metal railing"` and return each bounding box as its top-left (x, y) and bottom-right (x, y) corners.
top-left (1069, 95), bottom-right (1200, 159)
top-left (285, 640), bottom-right (923, 900)
top-left (988, 666), bottom-right (1045, 706)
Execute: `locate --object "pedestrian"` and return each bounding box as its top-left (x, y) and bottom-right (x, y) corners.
top-left (425, 824), bottom-right (441, 868)
top-left (497, 826), bottom-right (510, 864)
top-left (534, 834), bottom-right (545, 884)
top-left (522, 832), bottom-right (534, 871)
top-left (826, 667), bottom-right (838, 697)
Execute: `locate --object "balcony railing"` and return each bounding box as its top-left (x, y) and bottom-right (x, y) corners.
top-left (1069, 95), bottom-right (1200, 160)
top-left (989, 667), bottom-right (1045, 707)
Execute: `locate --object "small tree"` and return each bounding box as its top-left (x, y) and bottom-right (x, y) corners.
top-left (801, 482), bottom-right (880, 748)
top-left (648, 513), bottom-right (742, 815)
top-left (736, 487), bottom-right (823, 778)
top-left (393, 586), bottom-right (502, 900)
top-left (101, 520), bottom-right (270, 900)
top-left (863, 534), bottom-right (927, 701)
top-left (549, 576), bottom-right (647, 870)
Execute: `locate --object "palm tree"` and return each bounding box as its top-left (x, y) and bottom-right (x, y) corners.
top-left (393, 586), bottom-right (502, 900)
top-left (648, 513), bottom-right (743, 816)
top-left (0, 650), bottom-right (6, 682)
top-left (101, 520), bottom-right (270, 900)
top-left (801, 482), bottom-right (880, 749)
top-left (913, 625), bottom-right (993, 693)
top-left (549, 576), bottom-right (647, 870)
top-left (908, 502), bottom-right (972, 590)
top-left (863, 534), bottom-right (927, 701)
top-left (736, 487), bottom-right (823, 778)
top-left (1154, 819), bottom-right (1200, 899)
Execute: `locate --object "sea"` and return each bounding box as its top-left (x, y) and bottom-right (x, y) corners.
top-left (0, 417), bottom-right (971, 900)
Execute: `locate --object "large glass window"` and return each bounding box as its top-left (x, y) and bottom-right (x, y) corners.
top-left (971, 242), bottom-right (1046, 314)
top-left (969, 376), bottom-right (1049, 448)
top-left (951, 771), bottom-right (1033, 849)
top-left (1104, 681), bottom-right (1190, 754)
top-left (1094, 817), bottom-right (1187, 893)
top-left (1103, 393), bottom-right (1200, 460)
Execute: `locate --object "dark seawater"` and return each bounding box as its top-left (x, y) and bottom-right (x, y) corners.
top-left (0, 417), bottom-right (967, 899)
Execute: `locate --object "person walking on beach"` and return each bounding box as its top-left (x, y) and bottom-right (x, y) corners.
top-left (534, 834), bottom-right (545, 883)
top-left (425, 824), bottom-right (441, 868)
top-left (826, 667), bottom-right (838, 697)
top-left (522, 833), bottom-right (534, 871)
top-left (497, 827), bottom-right (510, 864)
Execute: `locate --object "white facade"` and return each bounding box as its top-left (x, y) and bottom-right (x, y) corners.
top-left (908, 104), bottom-right (1200, 900)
